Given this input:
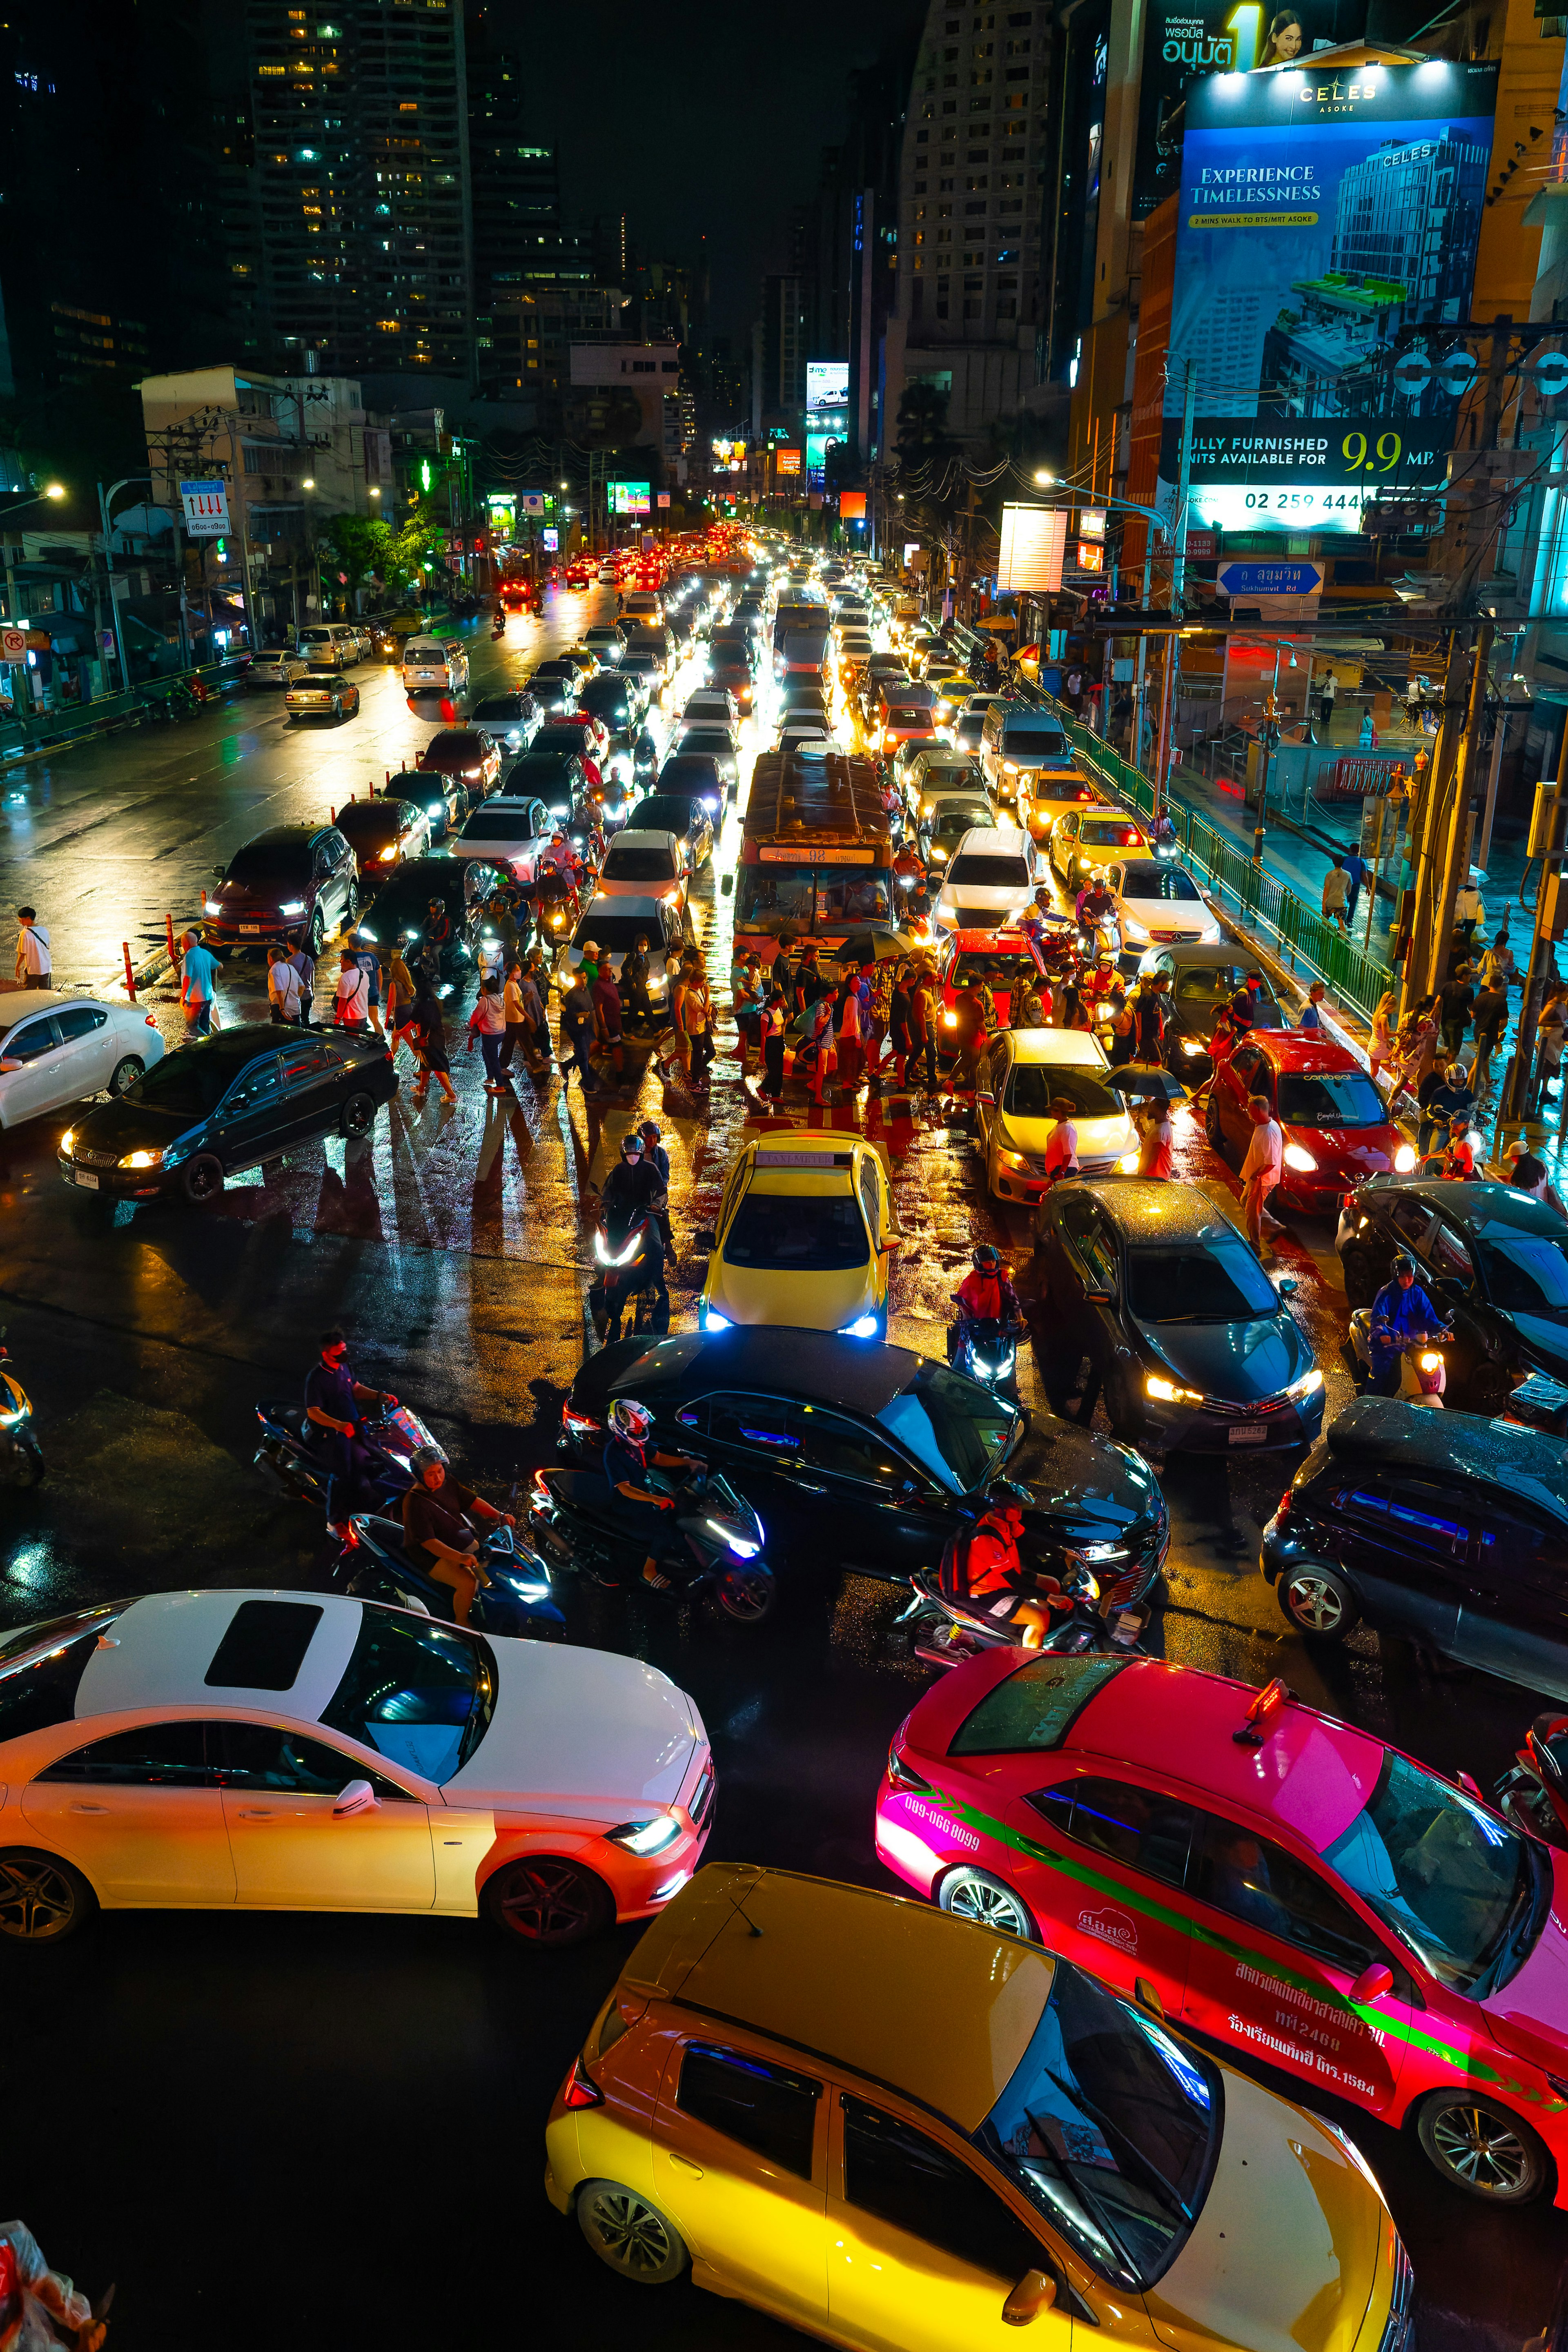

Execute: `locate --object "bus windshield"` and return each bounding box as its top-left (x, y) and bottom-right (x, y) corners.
top-left (735, 865), bottom-right (892, 933)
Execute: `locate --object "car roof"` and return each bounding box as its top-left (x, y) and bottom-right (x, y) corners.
top-left (1252, 1030), bottom-right (1359, 1073)
top-left (952, 930), bottom-right (1035, 953)
top-left (233, 823), bottom-right (337, 851)
top-left (955, 824), bottom-right (1029, 853)
top-left (1006, 1029), bottom-right (1107, 1068)
top-left (66, 1589), bottom-right (363, 1722)
top-left (1390, 1178), bottom-right (1568, 1234)
top-left (1067, 1177), bottom-right (1244, 1244)
top-left (1159, 944), bottom-right (1268, 972)
top-left (583, 1326), bottom-right (921, 1414)
top-left (1326, 1395), bottom-right (1568, 1518)
top-left (608, 829), bottom-right (680, 851)
top-left (581, 889), bottom-right (667, 917)
top-left (0, 989), bottom-right (104, 1022)
top-left (618, 1864), bottom-right (1053, 2133)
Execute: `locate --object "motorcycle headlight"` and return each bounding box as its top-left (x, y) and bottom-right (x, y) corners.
top-left (1145, 1374), bottom-right (1202, 1404)
top-left (839, 1314), bottom-right (880, 1337)
top-left (1394, 1143), bottom-right (1417, 1172)
top-left (1418, 1350), bottom-right (1444, 1373)
top-left (707, 1519), bottom-right (760, 1558)
top-left (1288, 1368), bottom-right (1325, 1399)
top-left (1283, 1143), bottom-right (1319, 1172)
top-left (427, 804), bottom-right (445, 819)
top-left (606, 1815), bottom-right (684, 1855)
top-left (1180, 1036), bottom-right (1203, 1056)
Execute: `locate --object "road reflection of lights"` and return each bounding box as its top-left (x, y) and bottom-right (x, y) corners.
top-left (7, 1544), bottom-right (53, 1590)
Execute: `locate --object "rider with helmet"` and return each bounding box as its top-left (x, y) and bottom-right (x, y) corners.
top-left (949, 1244), bottom-right (1021, 1360)
top-left (938, 1490), bottom-right (1056, 1650)
top-left (594, 1131), bottom-right (670, 1337)
top-left (1075, 874), bottom-right (1116, 954)
top-left (400, 1447), bottom-right (514, 1624)
top-left (602, 1398), bottom-right (704, 1588)
top-left (1366, 1252), bottom-right (1451, 1396)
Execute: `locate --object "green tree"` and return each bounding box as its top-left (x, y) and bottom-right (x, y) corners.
top-left (316, 512), bottom-right (393, 598)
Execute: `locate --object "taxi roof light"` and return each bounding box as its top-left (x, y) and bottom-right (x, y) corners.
top-left (1234, 1675), bottom-right (1294, 1747)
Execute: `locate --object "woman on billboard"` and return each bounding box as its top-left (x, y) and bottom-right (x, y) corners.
top-left (1258, 8), bottom-right (1305, 65)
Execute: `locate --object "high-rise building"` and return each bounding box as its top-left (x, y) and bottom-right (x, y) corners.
top-left (759, 275), bottom-right (808, 422)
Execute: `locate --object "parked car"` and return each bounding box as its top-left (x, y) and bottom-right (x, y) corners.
top-left (58, 1028), bottom-right (398, 1205)
top-left (415, 728), bottom-right (503, 813)
top-left (449, 794), bottom-right (558, 882)
top-left (1336, 1176), bottom-right (1568, 1412)
top-left (558, 1327), bottom-right (1168, 1595)
top-left (202, 822), bottom-right (358, 957)
top-left (245, 650), bottom-right (307, 691)
top-left (632, 788), bottom-right (714, 872)
top-left (879, 1635), bottom-right (1567, 2205)
top-left (697, 1134), bottom-right (897, 1339)
top-left (1037, 1176), bottom-right (1323, 1447)
top-left (0, 1589), bottom-right (711, 1946)
top-left (468, 690), bottom-right (541, 756)
top-left (1207, 1031), bottom-right (1412, 1216)
top-left (285, 670), bottom-right (361, 724)
top-left (0, 992), bottom-right (165, 1130)
top-left (1141, 947), bottom-right (1286, 1082)
top-left (330, 795), bottom-right (433, 886)
top-left (295, 622), bottom-right (350, 672)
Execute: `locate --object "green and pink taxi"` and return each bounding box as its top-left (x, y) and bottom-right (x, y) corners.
top-left (876, 1652), bottom-right (1568, 2205)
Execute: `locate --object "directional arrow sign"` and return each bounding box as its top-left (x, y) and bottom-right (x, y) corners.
top-left (1217, 561), bottom-right (1324, 599)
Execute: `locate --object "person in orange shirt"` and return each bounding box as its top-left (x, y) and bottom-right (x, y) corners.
top-left (949, 1244), bottom-right (1020, 1359)
top-left (939, 1495), bottom-right (1056, 1650)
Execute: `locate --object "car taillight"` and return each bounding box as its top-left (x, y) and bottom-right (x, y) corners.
top-left (1123, 830), bottom-right (1138, 846)
top-left (561, 2053), bottom-right (604, 2109)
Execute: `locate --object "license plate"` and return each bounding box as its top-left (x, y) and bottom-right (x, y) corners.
top-left (1228, 1424), bottom-right (1267, 1446)
top-left (74, 1170), bottom-right (99, 1190)
top-left (241, 925), bottom-right (264, 936)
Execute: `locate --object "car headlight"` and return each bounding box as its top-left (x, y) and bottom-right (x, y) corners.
top-left (941, 1009), bottom-right (959, 1028)
top-left (1179, 1036), bottom-right (1203, 1056)
top-left (930, 844), bottom-right (948, 861)
top-left (998, 1147), bottom-right (1034, 1174)
top-left (605, 1815), bottom-right (684, 1855)
top-left (1146, 1374), bottom-right (1203, 1404)
top-left (280, 901), bottom-right (306, 916)
top-left (1394, 1143), bottom-right (1417, 1172)
top-left (204, 900), bottom-right (223, 917)
top-left (59, 1129), bottom-right (74, 1156)
top-left (704, 1308), bottom-right (732, 1330)
top-left (1003, 762), bottom-right (1018, 775)
top-left (840, 1314), bottom-right (880, 1337)
top-left (1287, 1368), bottom-right (1325, 1399)
top-left (1117, 1151), bottom-right (1141, 1173)
top-left (120, 1148), bottom-right (164, 1169)
top-left (1282, 1143), bottom-right (1319, 1172)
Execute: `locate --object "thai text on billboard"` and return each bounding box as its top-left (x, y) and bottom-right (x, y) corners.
top-left (1161, 61), bottom-right (1497, 537)
top-left (1133, 0), bottom-right (1364, 218)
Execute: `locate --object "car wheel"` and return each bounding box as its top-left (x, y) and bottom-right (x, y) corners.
top-left (108, 1056), bottom-right (143, 1096)
top-left (181, 1152), bottom-right (225, 1206)
top-left (341, 1090), bottom-right (376, 1139)
top-left (0, 1849), bottom-right (95, 1944)
top-left (938, 1867), bottom-right (1039, 1942)
top-left (1468, 1361), bottom-right (1514, 1416)
top-left (575, 2180), bottom-right (688, 2285)
top-left (1278, 1563), bottom-right (1359, 1639)
top-left (1205, 1089), bottom-right (1225, 1150)
top-left (308, 907), bottom-right (326, 958)
top-left (1341, 1244), bottom-right (1378, 1309)
top-left (483, 1854), bottom-right (613, 1945)
top-left (343, 879), bottom-right (360, 924)
top-left (1417, 2093), bottom-right (1550, 2204)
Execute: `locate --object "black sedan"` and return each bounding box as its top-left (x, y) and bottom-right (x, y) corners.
top-left (633, 788), bottom-right (714, 871)
top-left (1036, 1177), bottom-right (1324, 1450)
top-left (383, 764), bottom-right (464, 840)
top-left (1336, 1176), bottom-right (1568, 1414)
top-left (506, 748), bottom-right (586, 826)
top-left (1261, 1396), bottom-right (1568, 1699)
top-left (556, 1327), bottom-right (1168, 1596)
top-left (58, 1030), bottom-right (398, 1207)
top-left (526, 661), bottom-right (580, 715)
top-left (356, 853), bottom-right (503, 984)
top-left (1142, 946), bottom-right (1286, 1082)
top-left (675, 725), bottom-right (741, 791)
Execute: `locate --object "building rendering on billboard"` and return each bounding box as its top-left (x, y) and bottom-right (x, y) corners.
top-left (805, 359), bottom-right (850, 487)
top-left (1160, 60), bottom-right (1497, 536)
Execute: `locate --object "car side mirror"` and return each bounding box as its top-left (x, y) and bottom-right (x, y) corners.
top-left (1349, 1962), bottom-right (1393, 2005)
top-left (333, 1779), bottom-right (379, 1817)
top-left (1274, 1274), bottom-right (1298, 1298)
top-left (693, 1229), bottom-right (717, 1250)
top-left (1083, 1285), bottom-right (1113, 1305)
top-left (1134, 1976), bottom-right (1166, 2021)
top-left (1002, 2270), bottom-right (1057, 2326)
top-left (880, 1237), bottom-right (902, 1253)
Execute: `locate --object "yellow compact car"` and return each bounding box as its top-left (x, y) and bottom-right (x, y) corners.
top-left (699, 1135), bottom-right (897, 1339)
top-left (545, 1865), bottom-right (1412, 2352)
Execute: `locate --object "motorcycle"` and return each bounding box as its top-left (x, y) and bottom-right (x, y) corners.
top-left (529, 1460), bottom-right (775, 1623)
top-left (589, 1209), bottom-right (668, 1344)
top-left (0, 1332), bottom-right (42, 1488)
top-left (336, 1503), bottom-right (565, 1640)
top-left (1077, 912), bottom-right (1122, 963)
top-left (253, 1396), bottom-right (443, 1517)
top-left (1346, 1311), bottom-right (1451, 1406)
top-left (899, 1558), bottom-right (1149, 1671)
top-left (1494, 1712), bottom-right (1568, 1848)
top-left (951, 1314), bottom-right (1024, 1399)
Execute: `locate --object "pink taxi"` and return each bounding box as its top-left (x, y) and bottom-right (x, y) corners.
top-left (877, 1650), bottom-right (1568, 2206)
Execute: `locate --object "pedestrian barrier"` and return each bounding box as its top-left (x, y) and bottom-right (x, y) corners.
top-left (1313, 755), bottom-right (1405, 804)
top-left (0, 654), bottom-right (250, 767)
top-left (1040, 696), bottom-right (1395, 1024)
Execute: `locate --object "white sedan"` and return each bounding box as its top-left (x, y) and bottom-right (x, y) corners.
top-left (0, 1590), bottom-right (713, 1948)
top-left (1102, 855), bottom-right (1222, 952)
top-left (449, 793), bottom-right (557, 881)
top-left (0, 990), bottom-right (166, 1131)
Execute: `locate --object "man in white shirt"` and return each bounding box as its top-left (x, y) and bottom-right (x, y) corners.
top-left (333, 951), bottom-right (371, 1031)
top-left (1240, 1096), bottom-right (1283, 1256)
top-left (14, 907), bottom-right (49, 984)
top-left (267, 945), bottom-right (305, 1024)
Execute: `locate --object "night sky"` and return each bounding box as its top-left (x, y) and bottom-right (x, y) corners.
top-left (498, 0), bottom-right (927, 337)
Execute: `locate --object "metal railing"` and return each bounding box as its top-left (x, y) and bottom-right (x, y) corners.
top-left (0, 654), bottom-right (252, 765)
top-left (1040, 697), bottom-right (1394, 1023)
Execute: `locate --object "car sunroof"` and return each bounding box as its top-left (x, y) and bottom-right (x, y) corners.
top-left (205, 1599), bottom-right (324, 1690)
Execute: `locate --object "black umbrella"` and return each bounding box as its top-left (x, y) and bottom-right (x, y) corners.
top-left (837, 928), bottom-right (914, 967)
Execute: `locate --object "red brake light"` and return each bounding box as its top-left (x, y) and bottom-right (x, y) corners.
top-left (1123, 830), bottom-right (1137, 846)
top-left (561, 2054), bottom-right (604, 2110)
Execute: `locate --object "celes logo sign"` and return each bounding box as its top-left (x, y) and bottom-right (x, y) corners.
top-left (1294, 76), bottom-right (1383, 102)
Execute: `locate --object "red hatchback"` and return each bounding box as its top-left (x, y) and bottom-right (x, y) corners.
top-left (1206, 1029), bottom-right (1413, 1214)
top-left (937, 928), bottom-right (1049, 1035)
top-left (878, 1650), bottom-right (1568, 2206)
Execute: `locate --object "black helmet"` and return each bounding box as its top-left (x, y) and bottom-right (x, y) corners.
top-left (973, 1243), bottom-right (1002, 1274)
top-left (619, 1131), bottom-right (644, 1160)
top-left (1392, 1252), bottom-right (1416, 1277)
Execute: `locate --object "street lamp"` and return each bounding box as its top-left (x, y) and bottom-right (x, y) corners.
top-left (1034, 469), bottom-right (1055, 486)
top-left (369, 486), bottom-right (381, 500)
top-left (303, 477), bottom-right (316, 491)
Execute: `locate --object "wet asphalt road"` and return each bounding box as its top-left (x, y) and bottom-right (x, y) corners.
top-left (3, 589), bottom-right (1564, 2349)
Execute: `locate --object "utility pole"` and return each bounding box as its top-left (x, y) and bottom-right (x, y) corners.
top-left (1168, 360), bottom-right (1197, 619)
top-left (1395, 630), bottom-right (1465, 1023)
top-left (1476, 628), bottom-right (1523, 874)
top-left (1501, 762), bottom-right (1568, 1126)
top-left (1426, 619), bottom-right (1493, 1002)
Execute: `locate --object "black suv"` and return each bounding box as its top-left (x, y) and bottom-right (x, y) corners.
top-left (203, 823), bottom-right (357, 958)
top-left (1262, 1396), bottom-right (1568, 1702)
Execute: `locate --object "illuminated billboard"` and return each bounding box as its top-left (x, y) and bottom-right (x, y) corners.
top-left (805, 361), bottom-right (849, 417)
top-left (1162, 61), bottom-right (1496, 537)
top-left (775, 448), bottom-right (801, 476)
top-left (1132, 0), bottom-right (1364, 218)
top-left (611, 482), bottom-right (651, 515)
top-left (998, 506), bottom-right (1067, 592)
top-left (839, 491), bottom-right (867, 519)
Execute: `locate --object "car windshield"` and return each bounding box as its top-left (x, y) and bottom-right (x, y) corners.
top-left (1002, 721), bottom-right (1069, 753)
top-left (225, 844), bottom-right (308, 886)
top-left (722, 1190), bottom-right (869, 1271)
top-left (1174, 965), bottom-right (1267, 1006)
top-left (975, 1959), bottom-right (1218, 2292)
top-left (1324, 1749), bottom-right (1542, 1996)
top-left (0, 1605), bottom-right (129, 1741)
top-left (932, 810), bottom-right (996, 843)
top-left (948, 854), bottom-right (1029, 888)
top-left (1081, 821), bottom-right (1142, 848)
top-left (1004, 1065), bottom-right (1120, 1119)
top-left (637, 797), bottom-right (697, 833)
top-left (955, 952), bottom-right (1035, 988)
top-left (332, 808), bottom-right (397, 846)
top-left (460, 812), bottom-right (536, 841)
top-left (1118, 864), bottom-right (1201, 902)
top-left (424, 734), bottom-right (485, 766)
top-left (471, 696), bottom-right (525, 720)
top-left (1474, 1225), bottom-right (1568, 1314)
top-left (604, 845), bottom-right (675, 880)
top-left (125, 1048), bottom-right (241, 1118)
top-left (1128, 1240), bottom-right (1279, 1322)
top-left (877, 1358), bottom-right (1016, 1493)
top-left (1276, 1072), bottom-right (1387, 1128)
top-left (319, 1604), bottom-right (494, 1785)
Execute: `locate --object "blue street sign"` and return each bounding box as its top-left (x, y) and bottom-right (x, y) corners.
top-left (1217, 561), bottom-right (1323, 598)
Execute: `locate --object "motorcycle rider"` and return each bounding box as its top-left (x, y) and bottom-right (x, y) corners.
top-left (400, 1448), bottom-right (514, 1625)
top-left (304, 1327), bottom-right (398, 1532)
top-left (601, 1396), bottom-right (703, 1588)
top-left (595, 1131), bottom-right (670, 1335)
top-left (949, 1243), bottom-right (1021, 1363)
top-left (938, 1494), bottom-right (1056, 1651)
top-left (1075, 873), bottom-right (1116, 954)
top-left (1365, 1252), bottom-right (1451, 1396)
top-left (421, 895), bottom-right (453, 984)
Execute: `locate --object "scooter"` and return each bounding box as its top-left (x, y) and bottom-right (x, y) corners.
top-left (1494, 1713), bottom-right (1568, 1847)
top-left (1345, 1312), bottom-right (1451, 1406)
top-left (589, 1211), bottom-right (668, 1344)
top-left (529, 1461), bottom-right (775, 1624)
top-left (951, 1314), bottom-right (1024, 1399)
top-left (899, 1559), bottom-right (1149, 1670)
top-left (336, 1504), bottom-right (565, 1640)
top-left (252, 1397), bottom-right (443, 1517)
top-left (0, 1331), bottom-right (42, 1488)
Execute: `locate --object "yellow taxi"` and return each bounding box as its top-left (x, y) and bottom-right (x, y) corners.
top-left (545, 1864), bottom-right (1412, 2352)
top-left (699, 1135), bottom-right (896, 1339)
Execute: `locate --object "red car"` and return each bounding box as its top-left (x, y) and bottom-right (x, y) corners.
top-left (936, 928), bottom-right (1048, 1044)
top-left (1205, 1028), bottom-right (1414, 1213)
top-left (879, 704), bottom-right (937, 759)
top-left (878, 1650), bottom-right (1568, 2206)
top-left (564, 562), bottom-right (594, 590)
top-left (534, 712), bottom-right (609, 765)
